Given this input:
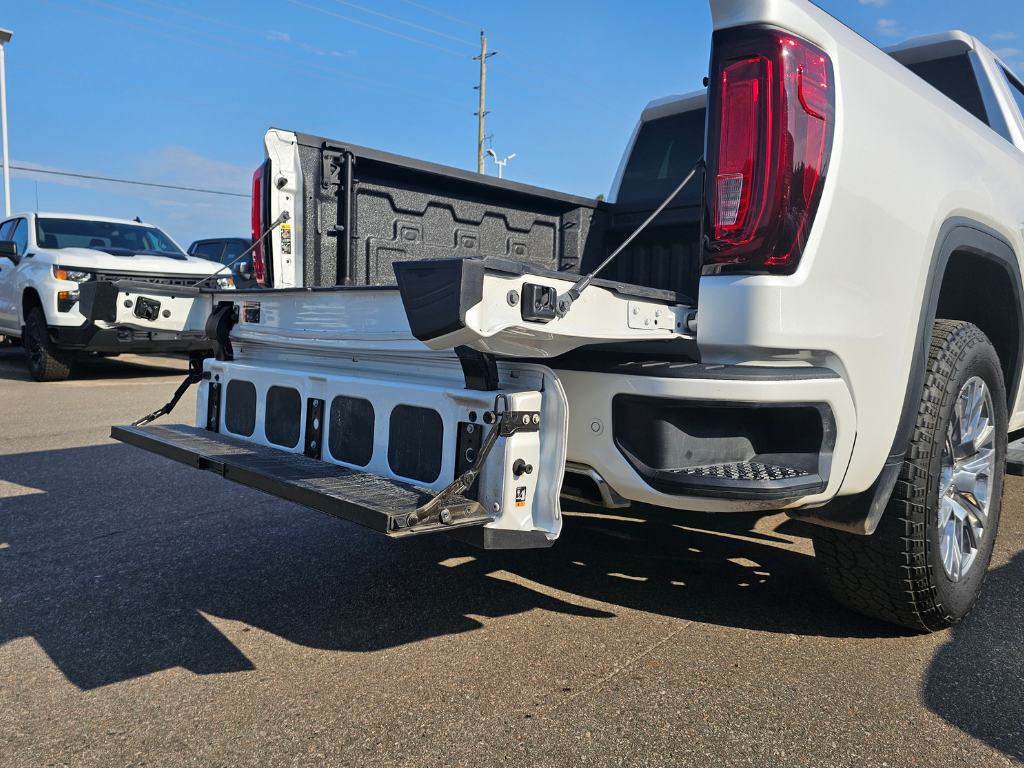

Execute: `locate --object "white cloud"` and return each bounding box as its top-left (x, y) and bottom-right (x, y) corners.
top-left (876, 18), bottom-right (902, 37)
top-left (859, 0), bottom-right (886, 7)
top-left (992, 47), bottom-right (1023, 59)
top-left (992, 32), bottom-right (1019, 41)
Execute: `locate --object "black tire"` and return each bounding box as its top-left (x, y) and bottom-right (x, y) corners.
top-left (24, 307), bottom-right (73, 382)
top-left (95, 352), bottom-right (120, 358)
top-left (812, 320), bottom-right (1007, 632)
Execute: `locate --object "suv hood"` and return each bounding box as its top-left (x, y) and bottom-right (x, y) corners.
top-left (40, 247), bottom-right (225, 276)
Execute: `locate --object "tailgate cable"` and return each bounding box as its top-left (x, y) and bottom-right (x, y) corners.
top-left (191, 210), bottom-right (290, 289)
top-left (555, 156), bottom-right (704, 319)
top-left (132, 355), bottom-right (205, 427)
top-left (133, 212), bottom-right (291, 426)
top-left (407, 394), bottom-right (508, 526)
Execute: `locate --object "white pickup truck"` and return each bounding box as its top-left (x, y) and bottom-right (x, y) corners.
top-left (102, 0), bottom-right (1024, 632)
top-left (0, 213), bottom-right (233, 381)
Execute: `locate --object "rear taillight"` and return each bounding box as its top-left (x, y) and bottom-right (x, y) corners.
top-left (703, 28), bottom-right (835, 274)
top-left (250, 160), bottom-right (272, 287)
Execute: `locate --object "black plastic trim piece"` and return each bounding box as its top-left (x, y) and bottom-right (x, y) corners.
top-left (393, 258), bottom-right (485, 342)
top-left (612, 396), bottom-right (836, 502)
top-left (455, 345), bottom-right (499, 391)
top-left (304, 397), bottom-right (324, 459)
top-left (206, 381), bottom-right (221, 432)
top-left (205, 301), bottom-right (237, 361)
top-left (78, 281), bottom-right (120, 323)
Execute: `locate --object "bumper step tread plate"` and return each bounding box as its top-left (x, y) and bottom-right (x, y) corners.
top-left (111, 423), bottom-right (489, 537)
top-left (650, 460), bottom-right (825, 500)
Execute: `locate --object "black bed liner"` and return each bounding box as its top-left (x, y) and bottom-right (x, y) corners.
top-left (287, 129), bottom-right (703, 300)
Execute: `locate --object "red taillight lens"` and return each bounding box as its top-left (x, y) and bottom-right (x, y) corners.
top-left (704, 28), bottom-right (835, 274)
top-left (250, 162), bottom-right (270, 287)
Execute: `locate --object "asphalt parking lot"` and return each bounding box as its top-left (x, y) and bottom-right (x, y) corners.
top-left (0, 348), bottom-right (1022, 767)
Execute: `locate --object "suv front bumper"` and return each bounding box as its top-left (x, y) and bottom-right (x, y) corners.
top-left (51, 321), bottom-right (213, 354)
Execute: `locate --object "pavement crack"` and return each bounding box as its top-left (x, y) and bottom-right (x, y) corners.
top-left (567, 620), bottom-right (693, 702)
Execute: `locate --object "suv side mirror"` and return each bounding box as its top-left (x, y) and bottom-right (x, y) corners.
top-left (0, 240), bottom-right (19, 265)
top-left (238, 261), bottom-right (253, 279)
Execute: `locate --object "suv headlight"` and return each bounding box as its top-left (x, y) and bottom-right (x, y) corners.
top-left (215, 276), bottom-right (235, 289)
top-left (53, 266), bottom-right (95, 282)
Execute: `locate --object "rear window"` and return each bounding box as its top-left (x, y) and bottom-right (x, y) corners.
top-left (616, 109), bottom-right (706, 205)
top-left (191, 241), bottom-right (224, 261)
top-left (906, 54), bottom-right (989, 125)
top-left (222, 240), bottom-right (251, 266)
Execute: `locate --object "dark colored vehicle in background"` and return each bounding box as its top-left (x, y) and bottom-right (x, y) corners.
top-left (187, 238), bottom-right (258, 289)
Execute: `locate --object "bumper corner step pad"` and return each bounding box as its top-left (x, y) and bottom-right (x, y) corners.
top-left (651, 461), bottom-right (826, 500)
top-left (111, 423), bottom-right (490, 537)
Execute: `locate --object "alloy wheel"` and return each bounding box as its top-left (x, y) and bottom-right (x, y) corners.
top-left (938, 376), bottom-right (996, 582)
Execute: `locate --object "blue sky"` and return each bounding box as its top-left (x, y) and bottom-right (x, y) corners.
top-left (1, 0), bottom-right (1021, 246)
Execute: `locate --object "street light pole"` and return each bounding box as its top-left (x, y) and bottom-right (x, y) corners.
top-left (0, 28), bottom-right (11, 217)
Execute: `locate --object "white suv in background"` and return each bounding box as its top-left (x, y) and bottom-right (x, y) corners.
top-left (0, 213), bottom-right (232, 381)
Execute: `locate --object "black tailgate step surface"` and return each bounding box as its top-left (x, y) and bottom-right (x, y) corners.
top-left (111, 424), bottom-right (488, 537)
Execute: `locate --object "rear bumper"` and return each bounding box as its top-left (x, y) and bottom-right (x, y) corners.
top-left (51, 322), bottom-right (213, 354)
top-left (555, 363), bottom-right (857, 513)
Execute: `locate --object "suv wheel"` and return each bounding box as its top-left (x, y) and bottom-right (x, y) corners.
top-left (24, 307), bottom-right (73, 382)
top-left (812, 320), bottom-right (1006, 631)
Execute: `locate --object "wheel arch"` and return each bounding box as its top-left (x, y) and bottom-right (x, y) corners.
top-left (21, 286), bottom-right (44, 326)
top-left (792, 216), bottom-right (1022, 535)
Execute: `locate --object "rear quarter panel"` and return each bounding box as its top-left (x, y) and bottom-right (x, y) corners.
top-left (700, 0), bottom-right (1024, 494)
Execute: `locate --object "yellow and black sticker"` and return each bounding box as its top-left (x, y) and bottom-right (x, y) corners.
top-left (243, 301), bottom-right (260, 324)
top-left (515, 486), bottom-right (527, 507)
top-left (280, 223), bottom-right (292, 255)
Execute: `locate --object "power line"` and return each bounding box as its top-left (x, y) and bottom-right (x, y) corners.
top-left (126, 0), bottom-right (470, 88)
top-left (395, 0), bottom-right (635, 108)
top-left (326, 0), bottom-right (475, 47)
top-left (36, 0), bottom-right (473, 114)
top-left (283, 0), bottom-right (471, 57)
top-left (488, 33), bottom-right (636, 109)
top-left (37, 0), bottom-right (621, 158)
top-left (1, 164), bottom-right (248, 196)
top-left (395, 0), bottom-right (476, 29)
top-left (489, 64), bottom-right (631, 129)
top-left (491, 50), bottom-right (634, 119)
top-left (77, 0), bottom-right (471, 107)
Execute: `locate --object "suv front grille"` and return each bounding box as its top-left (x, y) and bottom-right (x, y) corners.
top-left (96, 272), bottom-right (211, 286)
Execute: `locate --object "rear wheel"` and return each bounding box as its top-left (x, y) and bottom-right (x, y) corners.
top-left (24, 307), bottom-right (73, 382)
top-left (812, 320), bottom-right (1006, 631)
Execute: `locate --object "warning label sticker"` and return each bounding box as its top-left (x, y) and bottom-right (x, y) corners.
top-left (515, 487), bottom-right (527, 507)
top-left (280, 223), bottom-right (292, 255)
top-left (243, 301), bottom-right (261, 324)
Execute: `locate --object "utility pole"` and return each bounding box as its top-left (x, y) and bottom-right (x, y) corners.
top-left (473, 31), bottom-right (496, 174)
top-left (0, 29), bottom-right (12, 217)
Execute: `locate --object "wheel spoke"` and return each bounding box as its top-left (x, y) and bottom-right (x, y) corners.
top-left (952, 489), bottom-right (988, 531)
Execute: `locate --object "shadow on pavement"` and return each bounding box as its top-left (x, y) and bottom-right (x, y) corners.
top-left (0, 441), bottom-right (905, 691)
top-left (0, 347), bottom-right (187, 383)
top-left (924, 550), bottom-right (1024, 760)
